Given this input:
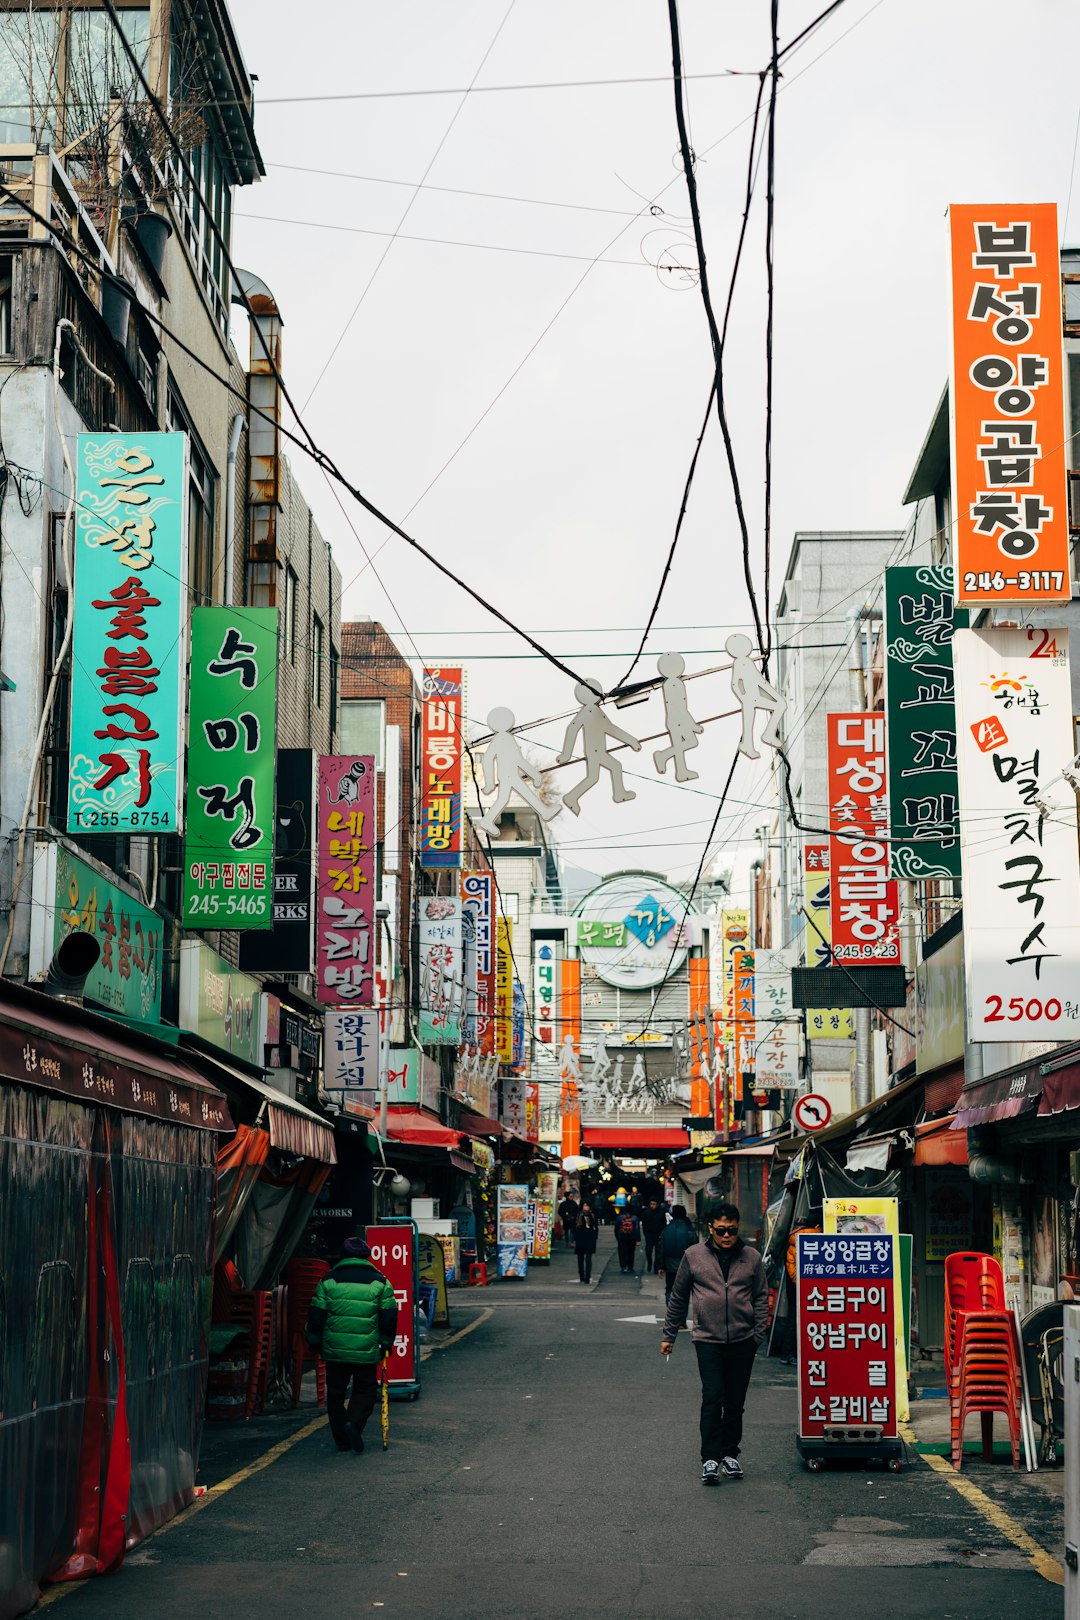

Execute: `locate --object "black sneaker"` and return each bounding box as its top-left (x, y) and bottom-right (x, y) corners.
top-left (721, 1455), bottom-right (744, 1479)
top-left (345, 1421), bottom-right (365, 1454)
top-left (701, 1459), bottom-right (720, 1486)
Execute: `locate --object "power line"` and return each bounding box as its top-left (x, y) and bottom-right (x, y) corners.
top-left (258, 69), bottom-right (750, 106)
top-left (266, 161), bottom-right (645, 219)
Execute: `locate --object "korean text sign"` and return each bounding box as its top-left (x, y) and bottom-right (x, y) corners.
top-left (54, 845), bottom-right (161, 1020)
top-left (796, 1233), bottom-right (897, 1439)
top-left (826, 715), bottom-right (901, 965)
top-left (732, 948), bottom-right (755, 1078)
top-left (496, 917), bottom-right (513, 1062)
top-left (884, 567), bottom-right (967, 879)
top-left (324, 1009), bottom-right (379, 1093)
top-left (953, 626), bottom-right (1080, 1040)
top-left (948, 203), bottom-right (1071, 607)
top-left (366, 1225), bottom-right (415, 1386)
top-left (753, 947), bottom-right (799, 1089)
top-left (315, 755), bottom-right (376, 1007)
top-left (802, 845), bottom-right (852, 1038)
top-left (418, 894), bottom-right (462, 1044)
top-left (462, 871), bottom-right (495, 1055)
top-left (720, 908), bottom-right (750, 1037)
top-left (419, 667), bottom-right (464, 868)
top-left (183, 608), bottom-right (277, 927)
top-left (69, 432), bottom-right (187, 834)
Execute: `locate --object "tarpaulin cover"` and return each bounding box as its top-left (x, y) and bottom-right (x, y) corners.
top-left (195, 1055), bottom-right (336, 1164)
top-left (214, 1124), bottom-right (271, 1262)
top-left (233, 1160), bottom-right (334, 1290)
top-left (385, 1106), bottom-right (465, 1148)
top-left (1037, 1060), bottom-right (1080, 1116)
top-left (0, 1083), bottom-right (216, 1620)
top-left (914, 1117), bottom-right (968, 1165)
top-left (581, 1127), bottom-right (691, 1152)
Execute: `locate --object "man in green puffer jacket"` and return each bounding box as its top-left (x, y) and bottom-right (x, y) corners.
top-left (306, 1237), bottom-right (399, 1452)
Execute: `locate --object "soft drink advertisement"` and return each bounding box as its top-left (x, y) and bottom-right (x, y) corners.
top-left (796, 1233), bottom-right (897, 1441)
top-left (366, 1224), bottom-right (416, 1387)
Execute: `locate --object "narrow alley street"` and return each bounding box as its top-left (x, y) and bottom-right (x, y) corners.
top-left (38, 1233), bottom-right (1060, 1620)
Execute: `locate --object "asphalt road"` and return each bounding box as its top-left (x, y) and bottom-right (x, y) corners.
top-left (38, 1232), bottom-right (1060, 1620)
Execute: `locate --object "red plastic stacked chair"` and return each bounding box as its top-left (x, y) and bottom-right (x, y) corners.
top-left (286, 1258), bottom-right (330, 1409)
top-left (944, 1252), bottom-right (1020, 1470)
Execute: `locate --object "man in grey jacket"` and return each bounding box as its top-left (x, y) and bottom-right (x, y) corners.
top-left (660, 1200), bottom-right (769, 1485)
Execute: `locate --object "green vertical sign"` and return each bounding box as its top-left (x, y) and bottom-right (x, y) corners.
top-left (883, 566), bottom-right (967, 880)
top-left (183, 607), bottom-right (278, 928)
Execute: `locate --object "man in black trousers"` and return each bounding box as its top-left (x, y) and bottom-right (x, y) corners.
top-left (660, 1201), bottom-right (769, 1485)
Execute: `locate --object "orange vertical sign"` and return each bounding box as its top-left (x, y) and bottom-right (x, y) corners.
top-left (689, 956), bottom-right (710, 1118)
top-left (560, 958), bottom-right (581, 1159)
top-left (948, 203), bottom-right (1071, 606)
top-left (732, 949), bottom-right (756, 1084)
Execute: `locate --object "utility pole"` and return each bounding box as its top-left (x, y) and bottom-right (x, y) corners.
top-left (848, 607), bottom-right (873, 1110)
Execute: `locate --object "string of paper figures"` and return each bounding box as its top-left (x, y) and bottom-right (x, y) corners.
top-left (475, 644), bottom-right (785, 825)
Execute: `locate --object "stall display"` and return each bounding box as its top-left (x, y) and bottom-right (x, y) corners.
top-left (497, 1184), bottom-right (530, 1278)
top-left (824, 1195), bottom-right (909, 1420)
top-left (367, 1220), bottom-right (421, 1398)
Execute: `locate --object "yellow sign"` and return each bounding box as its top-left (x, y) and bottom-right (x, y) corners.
top-left (720, 908), bottom-right (750, 1039)
top-left (802, 848), bottom-right (852, 1039)
top-left (824, 1195), bottom-right (908, 1421)
top-left (496, 916), bottom-right (513, 1063)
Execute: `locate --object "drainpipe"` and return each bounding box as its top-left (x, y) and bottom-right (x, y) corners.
top-left (223, 411), bottom-right (245, 608)
top-left (231, 269), bottom-right (283, 605)
top-left (847, 607), bottom-right (873, 1111)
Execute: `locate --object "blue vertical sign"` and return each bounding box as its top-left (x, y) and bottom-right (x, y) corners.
top-left (68, 433), bottom-right (188, 833)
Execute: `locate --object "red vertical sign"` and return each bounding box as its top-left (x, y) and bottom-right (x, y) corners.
top-left (316, 755), bottom-right (376, 1006)
top-left (826, 714), bottom-right (901, 965)
top-left (419, 667), bottom-right (464, 868)
top-left (366, 1224), bottom-right (416, 1387)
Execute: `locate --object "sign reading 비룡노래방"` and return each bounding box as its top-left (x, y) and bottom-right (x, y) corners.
top-left (419, 667), bottom-right (465, 868)
top-left (183, 608), bottom-right (277, 928)
top-left (69, 432), bottom-right (188, 835)
top-left (953, 625), bottom-right (1080, 1042)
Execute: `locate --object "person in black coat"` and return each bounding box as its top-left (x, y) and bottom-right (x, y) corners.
top-left (559, 1193), bottom-right (580, 1250)
top-left (641, 1198), bottom-right (669, 1273)
top-left (574, 1201), bottom-right (599, 1284)
top-left (658, 1205), bottom-right (698, 1302)
top-left (614, 1206), bottom-right (641, 1273)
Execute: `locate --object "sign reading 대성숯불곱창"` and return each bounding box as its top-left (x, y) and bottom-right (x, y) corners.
top-left (826, 715), bottom-right (901, 966)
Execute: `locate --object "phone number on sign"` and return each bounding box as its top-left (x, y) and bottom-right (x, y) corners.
top-left (983, 994), bottom-right (1080, 1023)
top-left (185, 893), bottom-right (268, 919)
top-left (72, 809), bottom-right (173, 828)
top-left (962, 570), bottom-right (1065, 594)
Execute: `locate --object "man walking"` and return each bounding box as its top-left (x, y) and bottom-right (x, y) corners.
top-left (306, 1236), bottom-right (399, 1453)
top-left (614, 1205), bottom-right (641, 1273)
top-left (641, 1197), bottom-right (668, 1273)
top-left (660, 1201), bottom-right (768, 1484)
top-left (559, 1190), bottom-right (580, 1250)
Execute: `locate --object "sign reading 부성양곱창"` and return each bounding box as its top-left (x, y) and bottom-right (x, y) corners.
top-left (952, 625), bottom-right (1080, 1042)
top-left (826, 715), bottom-right (901, 966)
top-left (315, 756), bottom-right (376, 1007)
top-left (883, 566), bottom-right (967, 880)
top-left (68, 433), bottom-right (188, 835)
top-left (796, 1233), bottom-right (897, 1441)
top-left (183, 608), bottom-right (278, 929)
top-left (947, 203), bottom-right (1072, 609)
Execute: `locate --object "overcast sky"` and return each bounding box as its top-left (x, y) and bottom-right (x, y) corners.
top-left (228, 0), bottom-right (1080, 906)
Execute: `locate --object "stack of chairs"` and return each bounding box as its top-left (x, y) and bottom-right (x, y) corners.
top-left (286, 1258), bottom-right (330, 1409)
top-left (944, 1252), bottom-right (1020, 1470)
top-left (209, 1262), bottom-right (274, 1419)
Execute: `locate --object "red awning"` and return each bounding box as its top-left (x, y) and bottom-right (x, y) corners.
top-left (914, 1117), bottom-right (968, 1166)
top-left (1037, 1055), bottom-right (1080, 1116)
top-left (385, 1106), bottom-right (465, 1149)
top-left (952, 1059), bottom-right (1041, 1128)
top-left (458, 1109), bottom-right (503, 1138)
top-left (582, 1127), bottom-right (691, 1153)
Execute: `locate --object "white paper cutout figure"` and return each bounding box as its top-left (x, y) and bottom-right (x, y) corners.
top-left (587, 1035), bottom-right (613, 1087)
top-left (726, 633), bottom-right (787, 760)
top-left (653, 652), bottom-right (705, 781)
top-left (559, 1031), bottom-right (581, 1084)
top-left (557, 679), bottom-right (642, 814)
top-left (475, 707), bottom-right (560, 833)
top-left (612, 1053), bottom-right (626, 1095)
top-left (630, 1052), bottom-right (647, 1090)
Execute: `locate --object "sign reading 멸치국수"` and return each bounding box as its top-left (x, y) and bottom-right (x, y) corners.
top-left (953, 625), bottom-right (1080, 1042)
top-left (68, 433), bottom-right (188, 835)
top-left (948, 203), bottom-right (1071, 608)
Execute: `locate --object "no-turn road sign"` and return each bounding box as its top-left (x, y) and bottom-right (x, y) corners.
top-left (793, 1092), bottom-right (832, 1133)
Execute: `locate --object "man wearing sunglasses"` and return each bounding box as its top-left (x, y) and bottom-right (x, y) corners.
top-left (660, 1201), bottom-right (768, 1485)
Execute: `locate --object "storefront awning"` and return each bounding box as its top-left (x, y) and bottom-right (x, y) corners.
top-left (385, 1106), bottom-right (465, 1150)
top-left (582, 1127), bottom-right (691, 1153)
top-left (952, 1059), bottom-right (1042, 1128)
top-left (914, 1117), bottom-right (968, 1166)
top-left (458, 1109), bottom-right (503, 1138)
top-left (195, 1054), bottom-right (336, 1163)
top-left (1036, 1049), bottom-right (1080, 1116)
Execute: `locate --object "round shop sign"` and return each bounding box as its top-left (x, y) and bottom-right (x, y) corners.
top-left (574, 874), bottom-right (693, 991)
top-left (793, 1092), bottom-right (832, 1133)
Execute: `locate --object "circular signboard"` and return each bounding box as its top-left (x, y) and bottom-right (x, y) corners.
top-left (574, 873), bottom-right (693, 991)
top-left (793, 1092), bottom-right (832, 1133)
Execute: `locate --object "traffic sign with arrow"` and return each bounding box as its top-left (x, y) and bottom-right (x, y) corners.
top-left (793, 1092), bottom-right (832, 1133)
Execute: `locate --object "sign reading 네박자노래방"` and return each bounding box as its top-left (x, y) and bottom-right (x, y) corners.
top-left (883, 566), bottom-right (967, 880)
top-left (826, 715), bottom-right (901, 966)
top-left (953, 625), bottom-right (1080, 1041)
top-left (183, 608), bottom-right (277, 928)
top-left (315, 756), bottom-right (376, 1007)
top-left (948, 202), bottom-right (1071, 609)
top-left (69, 433), bottom-right (188, 835)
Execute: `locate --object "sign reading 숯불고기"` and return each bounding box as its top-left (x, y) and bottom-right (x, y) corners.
top-left (68, 432), bottom-right (188, 834)
top-left (953, 625), bottom-right (1080, 1041)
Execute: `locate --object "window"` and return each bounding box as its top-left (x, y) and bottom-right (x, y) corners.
top-left (0, 257), bottom-right (11, 355)
top-left (284, 565), bottom-right (298, 661)
top-left (0, 8), bottom-right (149, 151)
top-left (340, 699), bottom-right (385, 766)
top-left (312, 615), bottom-right (324, 705)
top-left (169, 394), bottom-right (215, 603)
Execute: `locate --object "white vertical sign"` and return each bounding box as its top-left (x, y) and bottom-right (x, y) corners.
top-left (754, 947), bottom-right (800, 1088)
top-left (953, 626), bottom-right (1080, 1041)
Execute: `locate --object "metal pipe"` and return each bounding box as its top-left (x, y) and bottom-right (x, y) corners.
top-left (223, 410), bottom-right (245, 607)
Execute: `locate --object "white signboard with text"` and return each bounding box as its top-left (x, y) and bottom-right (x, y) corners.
top-left (953, 626), bottom-right (1080, 1041)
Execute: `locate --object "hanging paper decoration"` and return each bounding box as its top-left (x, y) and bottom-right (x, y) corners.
top-left (557, 678), bottom-right (642, 814)
top-left (653, 652), bottom-right (705, 782)
top-left (725, 633), bottom-right (787, 760)
top-left (475, 707), bottom-right (560, 832)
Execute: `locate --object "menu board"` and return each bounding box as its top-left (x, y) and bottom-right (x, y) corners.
top-left (496, 1184), bottom-right (530, 1279)
top-left (796, 1233), bottom-right (897, 1441)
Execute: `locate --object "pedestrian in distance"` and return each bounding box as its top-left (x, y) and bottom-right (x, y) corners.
top-left (660, 1201), bottom-right (769, 1485)
top-left (658, 1204), bottom-right (697, 1303)
top-left (559, 1191), bottom-right (581, 1250)
top-left (575, 1200), bottom-right (599, 1284)
top-left (641, 1197), bottom-right (668, 1273)
top-left (615, 1205), bottom-right (641, 1273)
top-left (306, 1236), bottom-right (399, 1453)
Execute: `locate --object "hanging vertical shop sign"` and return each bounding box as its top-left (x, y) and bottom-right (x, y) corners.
top-left (68, 432), bottom-right (188, 834)
top-left (239, 748), bottom-right (315, 971)
top-left (802, 845), bottom-right (853, 1039)
top-left (754, 947), bottom-right (799, 1089)
top-left (512, 978), bottom-right (527, 1069)
top-left (419, 667), bottom-right (465, 868)
top-left (720, 908), bottom-right (750, 1036)
top-left (183, 608), bottom-right (277, 928)
top-left (502, 1077), bottom-right (527, 1135)
top-left (418, 895), bottom-right (463, 1044)
top-left (560, 957), bottom-right (582, 1159)
top-left (32, 843), bottom-right (162, 1021)
top-left (525, 1081), bottom-right (540, 1143)
top-left (796, 1233), bottom-right (898, 1443)
top-left (534, 942), bottom-right (557, 1056)
top-left (689, 955), bottom-right (711, 1116)
top-left (732, 949), bottom-right (756, 1079)
top-left (948, 202), bottom-right (1071, 608)
top-left (315, 755), bottom-right (376, 1006)
top-left (953, 625), bottom-right (1080, 1041)
top-left (496, 917), bottom-right (514, 1063)
top-left (826, 715), bottom-right (901, 965)
top-left (884, 567), bottom-right (968, 879)
top-left (462, 871), bottom-right (496, 1055)
top-left (324, 1009), bottom-right (380, 1095)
